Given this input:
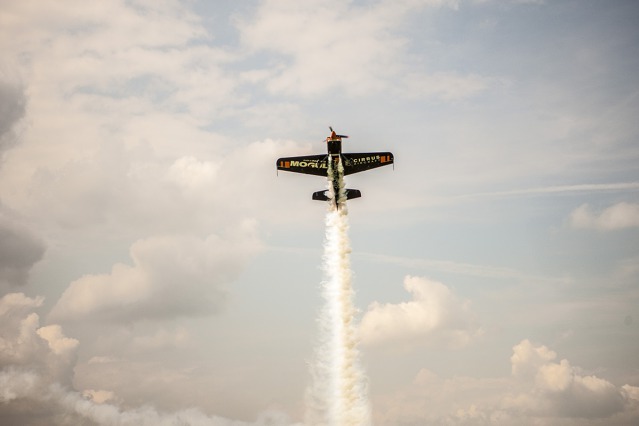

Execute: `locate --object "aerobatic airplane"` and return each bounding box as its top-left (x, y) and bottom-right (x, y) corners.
top-left (276, 127), bottom-right (394, 208)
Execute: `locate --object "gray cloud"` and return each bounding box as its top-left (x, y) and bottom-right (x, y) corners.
top-left (0, 213), bottom-right (45, 289)
top-left (0, 75), bottom-right (44, 293)
top-left (0, 77), bottom-right (26, 154)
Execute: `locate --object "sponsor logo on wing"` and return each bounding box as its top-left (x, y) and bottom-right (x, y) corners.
top-left (352, 155), bottom-right (382, 165)
top-left (288, 159), bottom-right (327, 169)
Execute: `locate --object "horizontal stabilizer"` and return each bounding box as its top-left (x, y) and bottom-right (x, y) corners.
top-left (312, 191), bottom-right (329, 201)
top-left (346, 189), bottom-right (362, 200)
top-left (312, 189), bottom-right (361, 201)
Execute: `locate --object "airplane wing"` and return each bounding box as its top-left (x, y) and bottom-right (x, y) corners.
top-left (342, 152), bottom-right (394, 175)
top-left (276, 154), bottom-right (329, 177)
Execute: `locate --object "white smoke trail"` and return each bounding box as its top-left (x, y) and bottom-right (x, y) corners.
top-left (306, 160), bottom-right (370, 426)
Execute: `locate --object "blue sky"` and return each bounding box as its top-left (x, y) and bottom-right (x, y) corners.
top-left (1, 0), bottom-right (638, 425)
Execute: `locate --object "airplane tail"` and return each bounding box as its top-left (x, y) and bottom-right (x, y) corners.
top-left (312, 189), bottom-right (361, 202)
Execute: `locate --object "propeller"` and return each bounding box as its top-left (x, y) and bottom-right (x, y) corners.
top-left (329, 126), bottom-right (348, 138)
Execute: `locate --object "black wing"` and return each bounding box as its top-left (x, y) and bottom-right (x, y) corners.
top-left (342, 152), bottom-right (394, 175)
top-left (276, 154), bottom-right (329, 177)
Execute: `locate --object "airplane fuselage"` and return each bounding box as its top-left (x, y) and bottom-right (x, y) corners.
top-left (327, 136), bottom-right (342, 155)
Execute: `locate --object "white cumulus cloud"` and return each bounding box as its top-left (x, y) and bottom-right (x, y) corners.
top-left (359, 275), bottom-right (481, 347)
top-left (0, 292), bottom-right (78, 393)
top-left (504, 339), bottom-right (630, 419)
top-left (0, 293), bottom-right (46, 365)
top-left (373, 339), bottom-right (639, 425)
top-left (1, 291), bottom-right (298, 425)
top-left (49, 229), bottom-right (259, 323)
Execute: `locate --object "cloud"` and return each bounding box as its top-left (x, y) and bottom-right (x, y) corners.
top-left (81, 388), bottom-right (119, 405)
top-left (357, 252), bottom-right (571, 285)
top-left (49, 228), bottom-right (260, 323)
top-left (42, 390), bottom-right (298, 426)
top-left (359, 275), bottom-right (481, 347)
top-left (1, 0), bottom-right (263, 136)
top-left (2, 371), bottom-right (296, 426)
top-left (166, 156), bottom-right (219, 193)
top-left (569, 202), bottom-right (639, 230)
top-left (237, 0), bottom-right (402, 96)
top-left (0, 293), bottom-right (45, 365)
top-left (373, 339), bottom-right (639, 425)
top-left (458, 182), bottom-right (639, 200)
top-left (0, 213), bottom-right (45, 290)
top-left (129, 327), bottom-right (189, 352)
top-left (0, 76), bottom-right (42, 294)
top-left (0, 293), bottom-right (77, 389)
top-left (0, 76), bottom-right (26, 154)
top-left (504, 340), bottom-right (630, 419)
top-left (510, 337), bottom-right (557, 378)
top-left (1, 292), bottom-right (298, 425)
top-left (0, 0), bottom-right (245, 236)
top-left (237, 0), bottom-right (482, 99)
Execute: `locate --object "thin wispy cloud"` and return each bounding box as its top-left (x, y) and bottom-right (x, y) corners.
top-left (454, 182), bottom-right (639, 201)
top-left (569, 202), bottom-right (639, 231)
top-left (356, 252), bottom-right (571, 284)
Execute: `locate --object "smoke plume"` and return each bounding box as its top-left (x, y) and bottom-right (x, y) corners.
top-left (306, 160), bottom-right (370, 425)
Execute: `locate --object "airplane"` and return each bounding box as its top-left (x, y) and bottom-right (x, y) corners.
top-left (276, 127), bottom-right (394, 208)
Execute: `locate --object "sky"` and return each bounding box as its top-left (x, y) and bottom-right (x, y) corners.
top-left (1, 0), bottom-right (639, 424)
